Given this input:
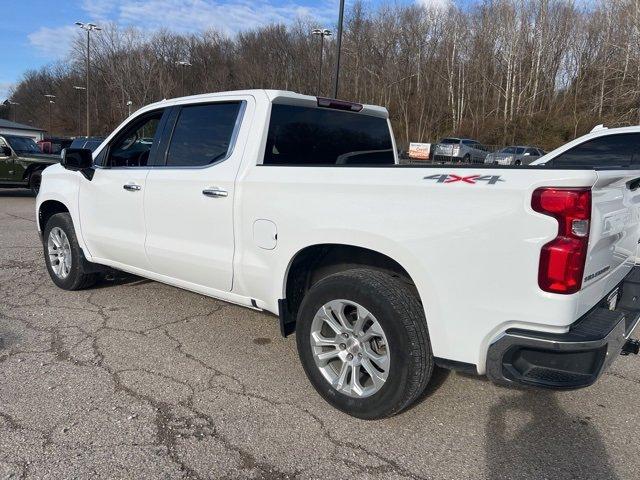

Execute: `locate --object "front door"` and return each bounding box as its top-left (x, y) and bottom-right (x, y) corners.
top-left (78, 109), bottom-right (166, 269)
top-left (144, 98), bottom-right (249, 292)
top-left (0, 137), bottom-right (14, 182)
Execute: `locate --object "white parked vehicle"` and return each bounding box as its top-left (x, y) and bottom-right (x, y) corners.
top-left (37, 90), bottom-right (640, 418)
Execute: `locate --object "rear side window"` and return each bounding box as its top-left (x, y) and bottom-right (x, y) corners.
top-left (551, 133), bottom-right (640, 168)
top-left (166, 102), bottom-right (242, 167)
top-left (263, 104), bottom-right (394, 166)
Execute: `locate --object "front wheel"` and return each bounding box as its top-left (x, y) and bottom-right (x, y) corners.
top-left (29, 170), bottom-right (42, 196)
top-left (296, 269), bottom-right (433, 419)
top-left (43, 213), bottom-right (98, 290)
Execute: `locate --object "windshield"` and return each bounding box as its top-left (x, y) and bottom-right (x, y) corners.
top-left (6, 136), bottom-right (40, 154)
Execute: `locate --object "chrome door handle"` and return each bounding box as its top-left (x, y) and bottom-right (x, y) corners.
top-left (202, 187), bottom-right (228, 198)
top-left (123, 183), bottom-right (141, 191)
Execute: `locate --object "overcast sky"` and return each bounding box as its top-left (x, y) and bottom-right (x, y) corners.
top-left (1, 0), bottom-right (454, 101)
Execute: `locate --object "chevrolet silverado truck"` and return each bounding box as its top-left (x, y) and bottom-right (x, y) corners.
top-left (0, 134), bottom-right (59, 195)
top-left (36, 90), bottom-right (640, 419)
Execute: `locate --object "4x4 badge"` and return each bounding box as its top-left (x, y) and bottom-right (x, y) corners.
top-left (423, 174), bottom-right (505, 185)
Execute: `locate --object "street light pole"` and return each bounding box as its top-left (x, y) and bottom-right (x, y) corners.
top-left (126, 100), bottom-right (132, 116)
top-left (75, 22), bottom-right (101, 137)
top-left (8, 101), bottom-right (19, 122)
top-left (44, 94), bottom-right (55, 135)
top-left (48, 101), bottom-right (55, 134)
top-left (332, 0), bottom-right (345, 99)
top-left (73, 86), bottom-right (86, 134)
top-left (312, 29), bottom-right (332, 96)
top-left (175, 60), bottom-right (192, 96)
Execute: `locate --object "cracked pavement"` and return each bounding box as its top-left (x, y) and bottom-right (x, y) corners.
top-left (1, 190), bottom-right (639, 480)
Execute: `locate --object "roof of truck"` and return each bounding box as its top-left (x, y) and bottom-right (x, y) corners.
top-left (140, 89), bottom-right (389, 119)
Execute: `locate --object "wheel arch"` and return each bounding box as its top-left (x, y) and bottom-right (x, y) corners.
top-left (280, 243), bottom-right (423, 335)
top-left (38, 199), bottom-right (70, 234)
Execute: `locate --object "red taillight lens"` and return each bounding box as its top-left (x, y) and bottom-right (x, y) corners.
top-left (532, 188), bottom-right (591, 294)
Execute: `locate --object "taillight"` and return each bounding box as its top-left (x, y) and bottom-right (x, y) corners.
top-left (531, 187), bottom-right (591, 294)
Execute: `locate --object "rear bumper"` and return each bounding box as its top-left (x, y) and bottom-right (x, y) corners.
top-left (486, 266), bottom-right (640, 389)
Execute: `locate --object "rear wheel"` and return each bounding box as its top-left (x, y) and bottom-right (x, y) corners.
top-left (463, 154), bottom-right (471, 164)
top-left (296, 268), bottom-right (433, 419)
top-left (43, 213), bottom-right (98, 290)
top-left (29, 170), bottom-right (42, 196)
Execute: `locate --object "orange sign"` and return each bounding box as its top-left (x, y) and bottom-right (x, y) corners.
top-left (408, 142), bottom-right (431, 160)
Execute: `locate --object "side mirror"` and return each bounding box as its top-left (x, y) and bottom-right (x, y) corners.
top-left (1, 146), bottom-right (11, 157)
top-left (524, 152), bottom-right (530, 156)
top-left (61, 148), bottom-right (94, 180)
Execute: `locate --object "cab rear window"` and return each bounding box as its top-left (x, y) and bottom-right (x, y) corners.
top-left (263, 104), bottom-right (394, 166)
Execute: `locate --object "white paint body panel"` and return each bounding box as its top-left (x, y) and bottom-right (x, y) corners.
top-left (36, 90), bottom-right (640, 375)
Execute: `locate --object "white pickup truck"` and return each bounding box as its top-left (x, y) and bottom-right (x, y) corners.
top-left (36, 90), bottom-right (640, 419)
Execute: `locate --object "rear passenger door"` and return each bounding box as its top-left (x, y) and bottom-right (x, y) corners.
top-left (143, 97), bottom-right (250, 292)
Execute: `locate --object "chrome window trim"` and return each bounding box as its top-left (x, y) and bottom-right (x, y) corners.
top-left (93, 100), bottom-right (247, 171)
top-left (154, 100), bottom-right (247, 170)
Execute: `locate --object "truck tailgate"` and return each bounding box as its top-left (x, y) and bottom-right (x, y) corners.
top-left (578, 170), bottom-right (640, 315)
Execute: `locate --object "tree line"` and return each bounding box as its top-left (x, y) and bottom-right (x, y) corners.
top-left (2, 0), bottom-right (640, 151)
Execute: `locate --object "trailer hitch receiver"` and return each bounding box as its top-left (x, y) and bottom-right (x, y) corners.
top-left (621, 338), bottom-right (640, 356)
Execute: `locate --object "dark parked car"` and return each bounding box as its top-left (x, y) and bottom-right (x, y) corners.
top-left (38, 137), bottom-right (73, 155)
top-left (69, 136), bottom-right (105, 152)
top-left (0, 135), bottom-right (59, 195)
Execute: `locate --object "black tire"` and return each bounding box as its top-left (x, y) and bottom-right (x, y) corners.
top-left (29, 170), bottom-right (42, 196)
top-left (296, 268), bottom-right (433, 419)
top-left (43, 213), bottom-right (98, 290)
top-left (463, 154), bottom-right (471, 164)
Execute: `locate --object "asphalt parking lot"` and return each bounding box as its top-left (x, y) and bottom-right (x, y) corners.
top-left (1, 190), bottom-right (639, 480)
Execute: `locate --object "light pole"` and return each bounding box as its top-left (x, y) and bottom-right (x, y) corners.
top-left (73, 86), bottom-right (86, 135)
top-left (312, 28), bottom-right (332, 96)
top-left (8, 101), bottom-right (19, 122)
top-left (44, 94), bottom-right (55, 134)
top-left (75, 22), bottom-right (101, 137)
top-left (175, 60), bottom-right (192, 96)
top-left (332, 0), bottom-right (345, 99)
top-left (126, 100), bottom-right (132, 116)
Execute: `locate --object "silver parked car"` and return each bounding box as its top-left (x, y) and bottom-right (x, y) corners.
top-left (432, 138), bottom-right (490, 163)
top-left (484, 146), bottom-right (545, 165)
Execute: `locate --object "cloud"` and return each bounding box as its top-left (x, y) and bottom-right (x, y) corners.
top-left (27, 0), bottom-right (336, 59)
top-left (417, 0), bottom-right (451, 10)
top-left (27, 25), bottom-right (78, 59)
top-left (81, 0), bottom-right (117, 19)
top-left (115, 0), bottom-right (335, 35)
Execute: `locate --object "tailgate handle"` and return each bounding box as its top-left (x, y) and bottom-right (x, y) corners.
top-left (626, 177), bottom-right (640, 191)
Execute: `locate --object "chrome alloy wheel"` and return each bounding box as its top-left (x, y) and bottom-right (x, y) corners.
top-left (310, 299), bottom-right (390, 398)
top-left (47, 227), bottom-right (72, 279)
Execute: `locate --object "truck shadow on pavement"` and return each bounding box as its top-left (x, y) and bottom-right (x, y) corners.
top-left (485, 391), bottom-right (619, 479)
